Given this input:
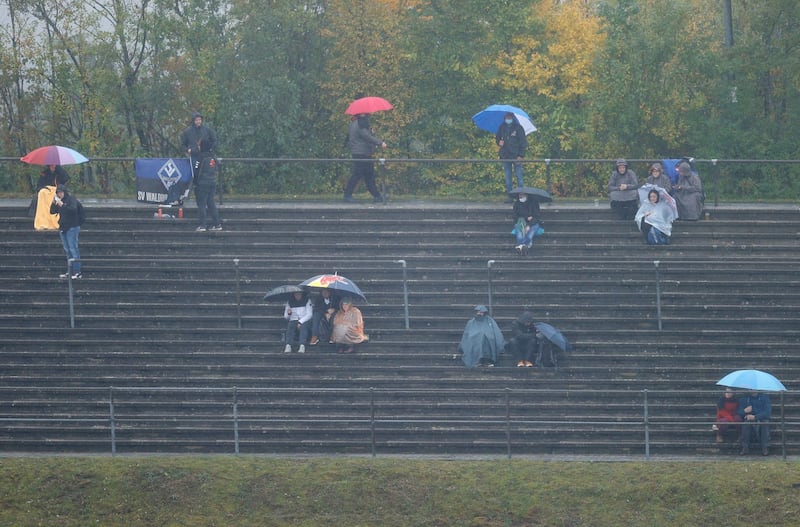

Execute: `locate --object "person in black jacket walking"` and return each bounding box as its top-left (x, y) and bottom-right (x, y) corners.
top-left (496, 112), bottom-right (527, 201)
top-left (50, 184), bottom-right (83, 279)
top-left (181, 111), bottom-right (221, 231)
top-left (344, 114), bottom-right (387, 203)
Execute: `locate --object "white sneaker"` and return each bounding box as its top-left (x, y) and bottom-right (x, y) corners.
top-left (283, 344), bottom-right (292, 353)
top-left (298, 345), bottom-right (305, 354)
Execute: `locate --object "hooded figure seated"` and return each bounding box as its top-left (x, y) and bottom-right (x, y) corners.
top-left (458, 305), bottom-right (505, 368)
top-left (635, 187), bottom-right (676, 245)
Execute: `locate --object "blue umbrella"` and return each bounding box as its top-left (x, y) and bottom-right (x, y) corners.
top-left (472, 104), bottom-right (537, 135)
top-left (716, 369), bottom-right (787, 392)
top-left (534, 322), bottom-right (572, 352)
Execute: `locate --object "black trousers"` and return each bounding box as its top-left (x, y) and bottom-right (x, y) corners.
top-left (345, 154), bottom-right (380, 198)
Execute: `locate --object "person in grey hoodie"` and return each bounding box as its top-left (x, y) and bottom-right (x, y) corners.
top-left (607, 158), bottom-right (640, 220)
top-left (344, 114), bottom-right (387, 203)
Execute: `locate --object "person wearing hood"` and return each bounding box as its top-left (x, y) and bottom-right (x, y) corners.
top-left (496, 112), bottom-right (527, 202)
top-left (511, 192), bottom-right (543, 255)
top-left (671, 161), bottom-right (704, 220)
top-left (457, 305), bottom-right (505, 368)
top-left (607, 159), bottom-right (640, 220)
top-left (634, 188), bottom-right (675, 245)
top-left (644, 162), bottom-right (672, 193)
top-left (344, 113), bottom-right (387, 203)
top-left (32, 165), bottom-right (70, 230)
top-left (49, 184), bottom-right (84, 279)
top-left (507, 311), bottom-right (540, 368)
top-left (181, 111), bottom-right (221, 231)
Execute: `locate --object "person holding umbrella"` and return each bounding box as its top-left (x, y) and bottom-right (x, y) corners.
top-left (737, 391), bottom-right (771, 456)
top-left (344, 113), bottom-right (387, 203)
top-left (496, 112), bottom-right (528, 201)
top-left (283, 290), bottom-right (313, 354)
top-left (31, 165), bottom-right (70, 229)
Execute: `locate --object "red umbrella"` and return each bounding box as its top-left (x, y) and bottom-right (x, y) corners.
top-left (21, 145), bottom-right (89, 166)
top-left (345, 96), bottom-right (393, 115)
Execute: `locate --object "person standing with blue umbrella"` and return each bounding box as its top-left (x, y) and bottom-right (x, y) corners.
top-left (496, 112), bottom-right (528, 202)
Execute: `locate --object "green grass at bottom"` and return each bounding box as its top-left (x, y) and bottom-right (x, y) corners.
top-left (0, 456), bottom-right (798, 527)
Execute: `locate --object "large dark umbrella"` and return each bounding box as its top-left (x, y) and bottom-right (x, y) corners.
top-left (263, 284), bottom-right (304, 302)
top-left (509, 186), bottom-right (552, 203)
top-left (534, 322), bottom-right (572, 352)
top-left (299, 274), bottom-right (367, 302)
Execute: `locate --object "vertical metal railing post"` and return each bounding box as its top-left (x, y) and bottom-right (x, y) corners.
top-left (654, 261), bottom-right (662, 331)
top-left (711, 158), bottom-right (719, 208)
top-left (781, 391), bottom-right (786, 460)
top-left (378, 157), bottom-right (388, 204)
top-left (393, 260), bottom-right (409, 329)
top-left (505, 388), bottom-right (511, 459)
top-left (68, 258), bottom-right (76, 328)
top-left (109, 387), bottom-right (116, 456)
top-left (487, 260), bottom-right (496, 316)
top-left (233, 386), bottom-right (240, 455)
top-left (370, 388), bottom-right (376, 457)
top-left (544, 158), bottom-right (552, 194)
top-left (643, 389), bottom-right (650, 460)
top-left (234, 258), bottom-right (242, 329)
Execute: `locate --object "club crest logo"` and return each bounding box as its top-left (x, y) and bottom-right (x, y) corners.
top-left (157, 159), bottom-right (184, 190)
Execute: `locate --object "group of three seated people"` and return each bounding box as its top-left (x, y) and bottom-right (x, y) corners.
top-left (283, 289), bottom-right (367, 354)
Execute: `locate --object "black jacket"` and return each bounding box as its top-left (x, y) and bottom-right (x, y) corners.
top-left (50, 192), bottom-right (81, 232)
top-left (513, 199), bottom-right (541, 224)
top-left (495, 120), bottom-right (527, 159)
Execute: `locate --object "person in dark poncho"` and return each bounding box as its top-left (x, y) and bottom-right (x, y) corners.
top-left (458, 305), bottom-right (505, 368)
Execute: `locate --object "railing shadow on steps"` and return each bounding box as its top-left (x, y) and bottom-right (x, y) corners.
top-left (1, 386), bottom-right (793, 460)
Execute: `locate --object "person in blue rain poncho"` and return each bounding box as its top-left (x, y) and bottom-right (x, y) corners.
top-left (458, 305), bottom-right (506, 368)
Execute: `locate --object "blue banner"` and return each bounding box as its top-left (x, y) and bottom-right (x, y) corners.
top-left (135, 158), bottom-right (193, 204)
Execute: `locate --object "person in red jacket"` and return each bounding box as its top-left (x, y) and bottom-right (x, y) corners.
top-left (713, 388), bottom-right (741, 443)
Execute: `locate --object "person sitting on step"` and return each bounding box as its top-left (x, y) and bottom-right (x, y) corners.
top-left (331, 297), bottom-right (368, 354)
top-left (457, 305), bottom-right (505, 368)
top-left (713, 387), bottom-right (741, 443)
top-left (283, 290), bottom-right (312, 354)
top-left (511, 191), bottom-right (543, 255)
top-left (507, 311), bottom-right (540, 367)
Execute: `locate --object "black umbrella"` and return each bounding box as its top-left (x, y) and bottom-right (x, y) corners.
top-left (509, 186), bottom-right (552, 203)
top-left (534, 322), bottom-right (572, 352)
top-left (263, 284), bottom-right (304, 302)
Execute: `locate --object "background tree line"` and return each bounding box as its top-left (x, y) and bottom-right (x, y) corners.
top-left (0, 0), bottom-right (798, 199)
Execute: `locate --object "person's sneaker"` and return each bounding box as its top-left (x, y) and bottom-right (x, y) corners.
top-left (515, 245), bottom-right (524, 254)
top-left (195, 226), bottom-right (207, 232)
top-left (71, 273), bottom-right (82, 280)
top-left (517, 361), bottom-right (525, 368)
top-left (524, 361), bottom-right (533, 367)
top-left (283, 344), bottom-right (292, 353)
top-left (739, 447), bottom-right (749, 456)
top-left (59, 272), bottom-right (70, 279)
top-left (343, 196), bottom-right (355, 203)
top-left (762, 447), bottom-right (769, 456)
top-left (309, 336), bottom-right (319, 346)
top-left (210, 225), bottom-right (223, 231)
top-left (298, 345), bottom-right (305, 354)
top-left (169, 200), bottom-right (183, 207)
top-left (711, 424), bottom-right (719, 431)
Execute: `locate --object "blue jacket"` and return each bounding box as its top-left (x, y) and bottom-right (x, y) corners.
top-left (737, 393), bottom-right (771, 421)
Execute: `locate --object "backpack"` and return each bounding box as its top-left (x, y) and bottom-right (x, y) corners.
top-left (76, 200), bottom-right (86, 226)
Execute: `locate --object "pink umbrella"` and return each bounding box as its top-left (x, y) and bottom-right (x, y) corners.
top-left (345, 96), bottom-right (393, 115)
top-left (20, 145), bottom-right (89, 166)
